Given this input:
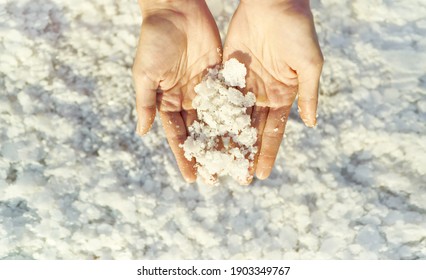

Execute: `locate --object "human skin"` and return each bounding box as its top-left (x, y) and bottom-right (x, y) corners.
top-left (224, 0), bottom-right (324, 182)
top-left (132, 0), bottom-right (222, 182)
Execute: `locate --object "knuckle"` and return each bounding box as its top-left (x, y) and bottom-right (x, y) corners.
top-left (317, 55), bottom-right (325, 67)
top-left (315, 53), bottom-right (325, 67)
top-left (309, 55), bottom-right (324, 69)
top-left (132, 64), bottom-right (150, 80)
top-left (303, 53), bottom-right (324, 71)
top-left (131, 64), bottom-right (140, 77)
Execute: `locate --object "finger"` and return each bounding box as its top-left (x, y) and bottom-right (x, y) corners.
top-left (159, 111), bottom-right (196, 183)
top-left (246, 106), bottom-right (253, 117)
top-left (182, 71), bottom-right (204, 111)
top-left (297, 60), bottom-right (323, 127)
top-left (256, 106), bottom-right (291, 180)
top-left (181, 109), bottom-right (197, 131)
top-left (132, 22), bottom-right (159, 136)
top-left (133, 70), bottom-right (157, 136)
top-left (247, 105), bottom-right (269, 183)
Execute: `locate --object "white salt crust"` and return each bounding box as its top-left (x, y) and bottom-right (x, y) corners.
top-left (1, 0), bottom-right (425, 261)
top-left (182, 59), bottom-right (257, 184)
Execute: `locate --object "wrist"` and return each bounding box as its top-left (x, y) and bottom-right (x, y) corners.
top-left (240, 0), bottom-right (309, 3)
top-left (240, 0), bottom-right (310, 10)
top-left (139, 0), bottom-right (205, 16)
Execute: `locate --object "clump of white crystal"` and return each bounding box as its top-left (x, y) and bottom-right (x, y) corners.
top-left (221, 58), bottom-right (247, 88)
top-left (181, 58), bottom-right (257, 185)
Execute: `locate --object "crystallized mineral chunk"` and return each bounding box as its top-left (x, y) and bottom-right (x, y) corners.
top-left (221, 58), bottom-right (247, 88)
top-left (181, 59), bottom-right (257, 184)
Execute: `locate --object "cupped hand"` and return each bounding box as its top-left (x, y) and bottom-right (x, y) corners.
top-left (223, 0), bottom-right (323, 182)
top-left (132, 0), bottom-right (222, 182)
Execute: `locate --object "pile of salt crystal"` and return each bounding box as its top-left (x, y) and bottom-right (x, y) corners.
top-left (181, 58), bottom-right (257, 185)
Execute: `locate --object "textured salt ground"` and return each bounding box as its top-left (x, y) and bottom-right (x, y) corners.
top-left (0, 0), bottom-right (425, 259)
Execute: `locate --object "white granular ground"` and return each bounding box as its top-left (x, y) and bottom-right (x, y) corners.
top-left (1, 0), bottom-right (425, 261)
top-left (182, 59), bottom-right (257, 184)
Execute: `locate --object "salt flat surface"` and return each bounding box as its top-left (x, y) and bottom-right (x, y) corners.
top-left (0, 0), bottom-right (425, 259)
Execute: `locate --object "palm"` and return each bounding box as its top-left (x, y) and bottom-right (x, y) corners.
top-left (225, 24), bottom-right (298, 108)
top-left (136, 12), bottom-right (221, 111)
top-left (224, 1), bottom-right (323, 181)
top-left (133, 3), bottom-right (222, 182)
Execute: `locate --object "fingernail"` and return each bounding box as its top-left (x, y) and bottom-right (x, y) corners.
top-left (302, 115), bottom-right (317, 128)
top-left (184, 175), bottom-right (196, 184)
top-left (136, 121), bottom-right (142, 135)
top-left (136, 121), bottom-right (145, 136)
top-left (306, 119), bottom-right (317, 128)
top-left (256, 169), bottom-right (269, 180)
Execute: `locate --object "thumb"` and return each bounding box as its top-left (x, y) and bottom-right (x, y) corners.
top-left (133, 72), bottom-right (157, 135)
top-left (297, 60), bottom-right (323, 127)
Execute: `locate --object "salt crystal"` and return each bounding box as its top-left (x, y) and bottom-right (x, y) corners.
top-left (181, 59), bottom-right (257, 184)
top-left (221, 58), bottom-right (247, 88)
